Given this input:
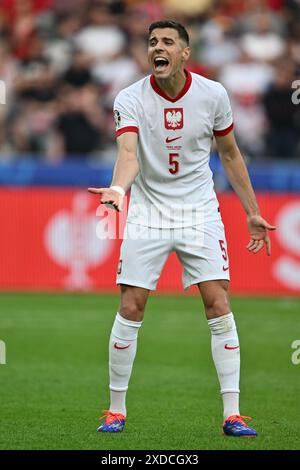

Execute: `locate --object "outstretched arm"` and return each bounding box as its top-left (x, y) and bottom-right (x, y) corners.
top-left (88, 131), bottom-right (139, 211)
top-left (215, 130), bottom-right (276, 255)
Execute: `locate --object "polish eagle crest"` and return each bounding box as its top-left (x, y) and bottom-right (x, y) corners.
top-left (164, 108), bottom-right (183, 129)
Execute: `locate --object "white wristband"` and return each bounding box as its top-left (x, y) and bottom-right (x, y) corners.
top-left (110, 185), bottom-right (125, 197)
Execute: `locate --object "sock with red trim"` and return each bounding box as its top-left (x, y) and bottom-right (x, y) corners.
top-left (108, 312), bottom-right (142, 416)
top-left (207, 312), bottom-right (240, 419)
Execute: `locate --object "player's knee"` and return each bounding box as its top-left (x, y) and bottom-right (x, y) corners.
top-left (205, 297), bottom-right (230, 318)
top-left (119, 300), bottom-right (145, 322)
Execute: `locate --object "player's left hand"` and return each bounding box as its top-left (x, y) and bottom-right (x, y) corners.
top-left (247, 215), bottom-right (276, 256)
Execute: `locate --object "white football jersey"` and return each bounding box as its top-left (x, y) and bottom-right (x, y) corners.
top-left (113, 70), bottom-right (233, 228)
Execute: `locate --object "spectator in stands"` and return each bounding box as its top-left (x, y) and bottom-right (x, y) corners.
top-left (236, 0), bottom-right (286, 36)
top-left (0, 0), bottom-right (299, 161)
top-left (14, 33), bottom-right (57, 102)
top-left (0, 6), bottom-right (10, 38)
top-left (44, 12), bottom-right (82, 75)
top-left (219, 48), bottom-right (274, 159)
top-left (7, 99), bottom-right (56, 155)
top-left (0, 39), bottom-right (18, 103)
top-left (198, 12), bottom-right (241, 77)
top-left (163, 0), bottom-right (213, 17)
top-left (48, 84), bottom-right (106, 160)
top-left (286, 22), bottom-right (300, 71)
top-left (6, 32), bottom-right (57, 155)
top-left (63, 48), bottom-right (94, 88)
top-left (240, 12), bottom-right (286, 62)
top-left (2, 0), bottom-right (51, 59)
top-left (262, 59), bottom-right (300, 159)
top-left (74, 3), bottom-right (126, 61)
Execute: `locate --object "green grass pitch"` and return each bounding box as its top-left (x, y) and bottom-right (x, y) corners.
top-left (0, 292), bottom-right (299, 450)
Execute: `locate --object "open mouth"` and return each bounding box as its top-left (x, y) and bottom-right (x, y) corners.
top-left (153, 56), bottom-right (170, 72)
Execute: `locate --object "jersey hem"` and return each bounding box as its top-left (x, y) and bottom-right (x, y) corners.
top-left (116, 277), bottom-right (156, 290)
top-left (184, 273), bottom-right (230, 290)
top-left (125, 217), bottom-right (222, 229)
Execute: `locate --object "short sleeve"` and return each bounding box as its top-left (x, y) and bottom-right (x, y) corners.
top-left (213, 85), bottom-right (234, 136)
top-left (113, 90), bottom-right (139, 137)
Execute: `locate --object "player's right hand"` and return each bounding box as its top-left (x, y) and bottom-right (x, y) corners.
top-left (87, 187), bottom-right (124, 212)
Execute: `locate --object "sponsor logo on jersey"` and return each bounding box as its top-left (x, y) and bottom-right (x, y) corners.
top-left (166, 136), bottom-right (182, 143)
top-left (164, 108), bottom-right (183, 130)
top-left (223, 265), bottom-right (229, 271)
top-left (114, 109), bottom-right (121, 129)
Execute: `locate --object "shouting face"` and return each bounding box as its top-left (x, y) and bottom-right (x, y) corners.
top-left (148, 28), bottom-right (190, 79)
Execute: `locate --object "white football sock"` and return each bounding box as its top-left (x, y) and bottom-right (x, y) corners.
top-left (108, 312), bottom-right (142, 416)
top-left (222, 392), bottom-right (240, 421)
top-left (207, 312), bottom-right (240, 419)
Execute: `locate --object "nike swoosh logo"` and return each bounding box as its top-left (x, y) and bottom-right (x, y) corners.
top-left (166, 136), bottom-right (182, 143)
top-left (114, 343), bottom-right (130, 350)
top-left (224, 344), bottom-right (240, 350)
top-left (223, 266), bottom-right (229, 271)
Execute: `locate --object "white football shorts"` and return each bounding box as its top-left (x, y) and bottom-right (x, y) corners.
top-left (116, 220), bottom-right (230, 290)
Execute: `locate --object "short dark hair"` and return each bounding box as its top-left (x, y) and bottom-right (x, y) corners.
top-left (149, 20), bottom-right (189, 46)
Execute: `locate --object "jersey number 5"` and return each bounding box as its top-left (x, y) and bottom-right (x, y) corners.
top-left (169, 153), bottom-right (179, 174)
top-left (219, 240), bottom-right (228, 261)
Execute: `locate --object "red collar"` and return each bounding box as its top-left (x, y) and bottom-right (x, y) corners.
top-left (150, 69), bottom-right (192, 102)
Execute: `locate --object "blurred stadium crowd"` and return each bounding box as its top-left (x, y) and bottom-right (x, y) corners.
top-left (0, 0), bottom-right (299, 162)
